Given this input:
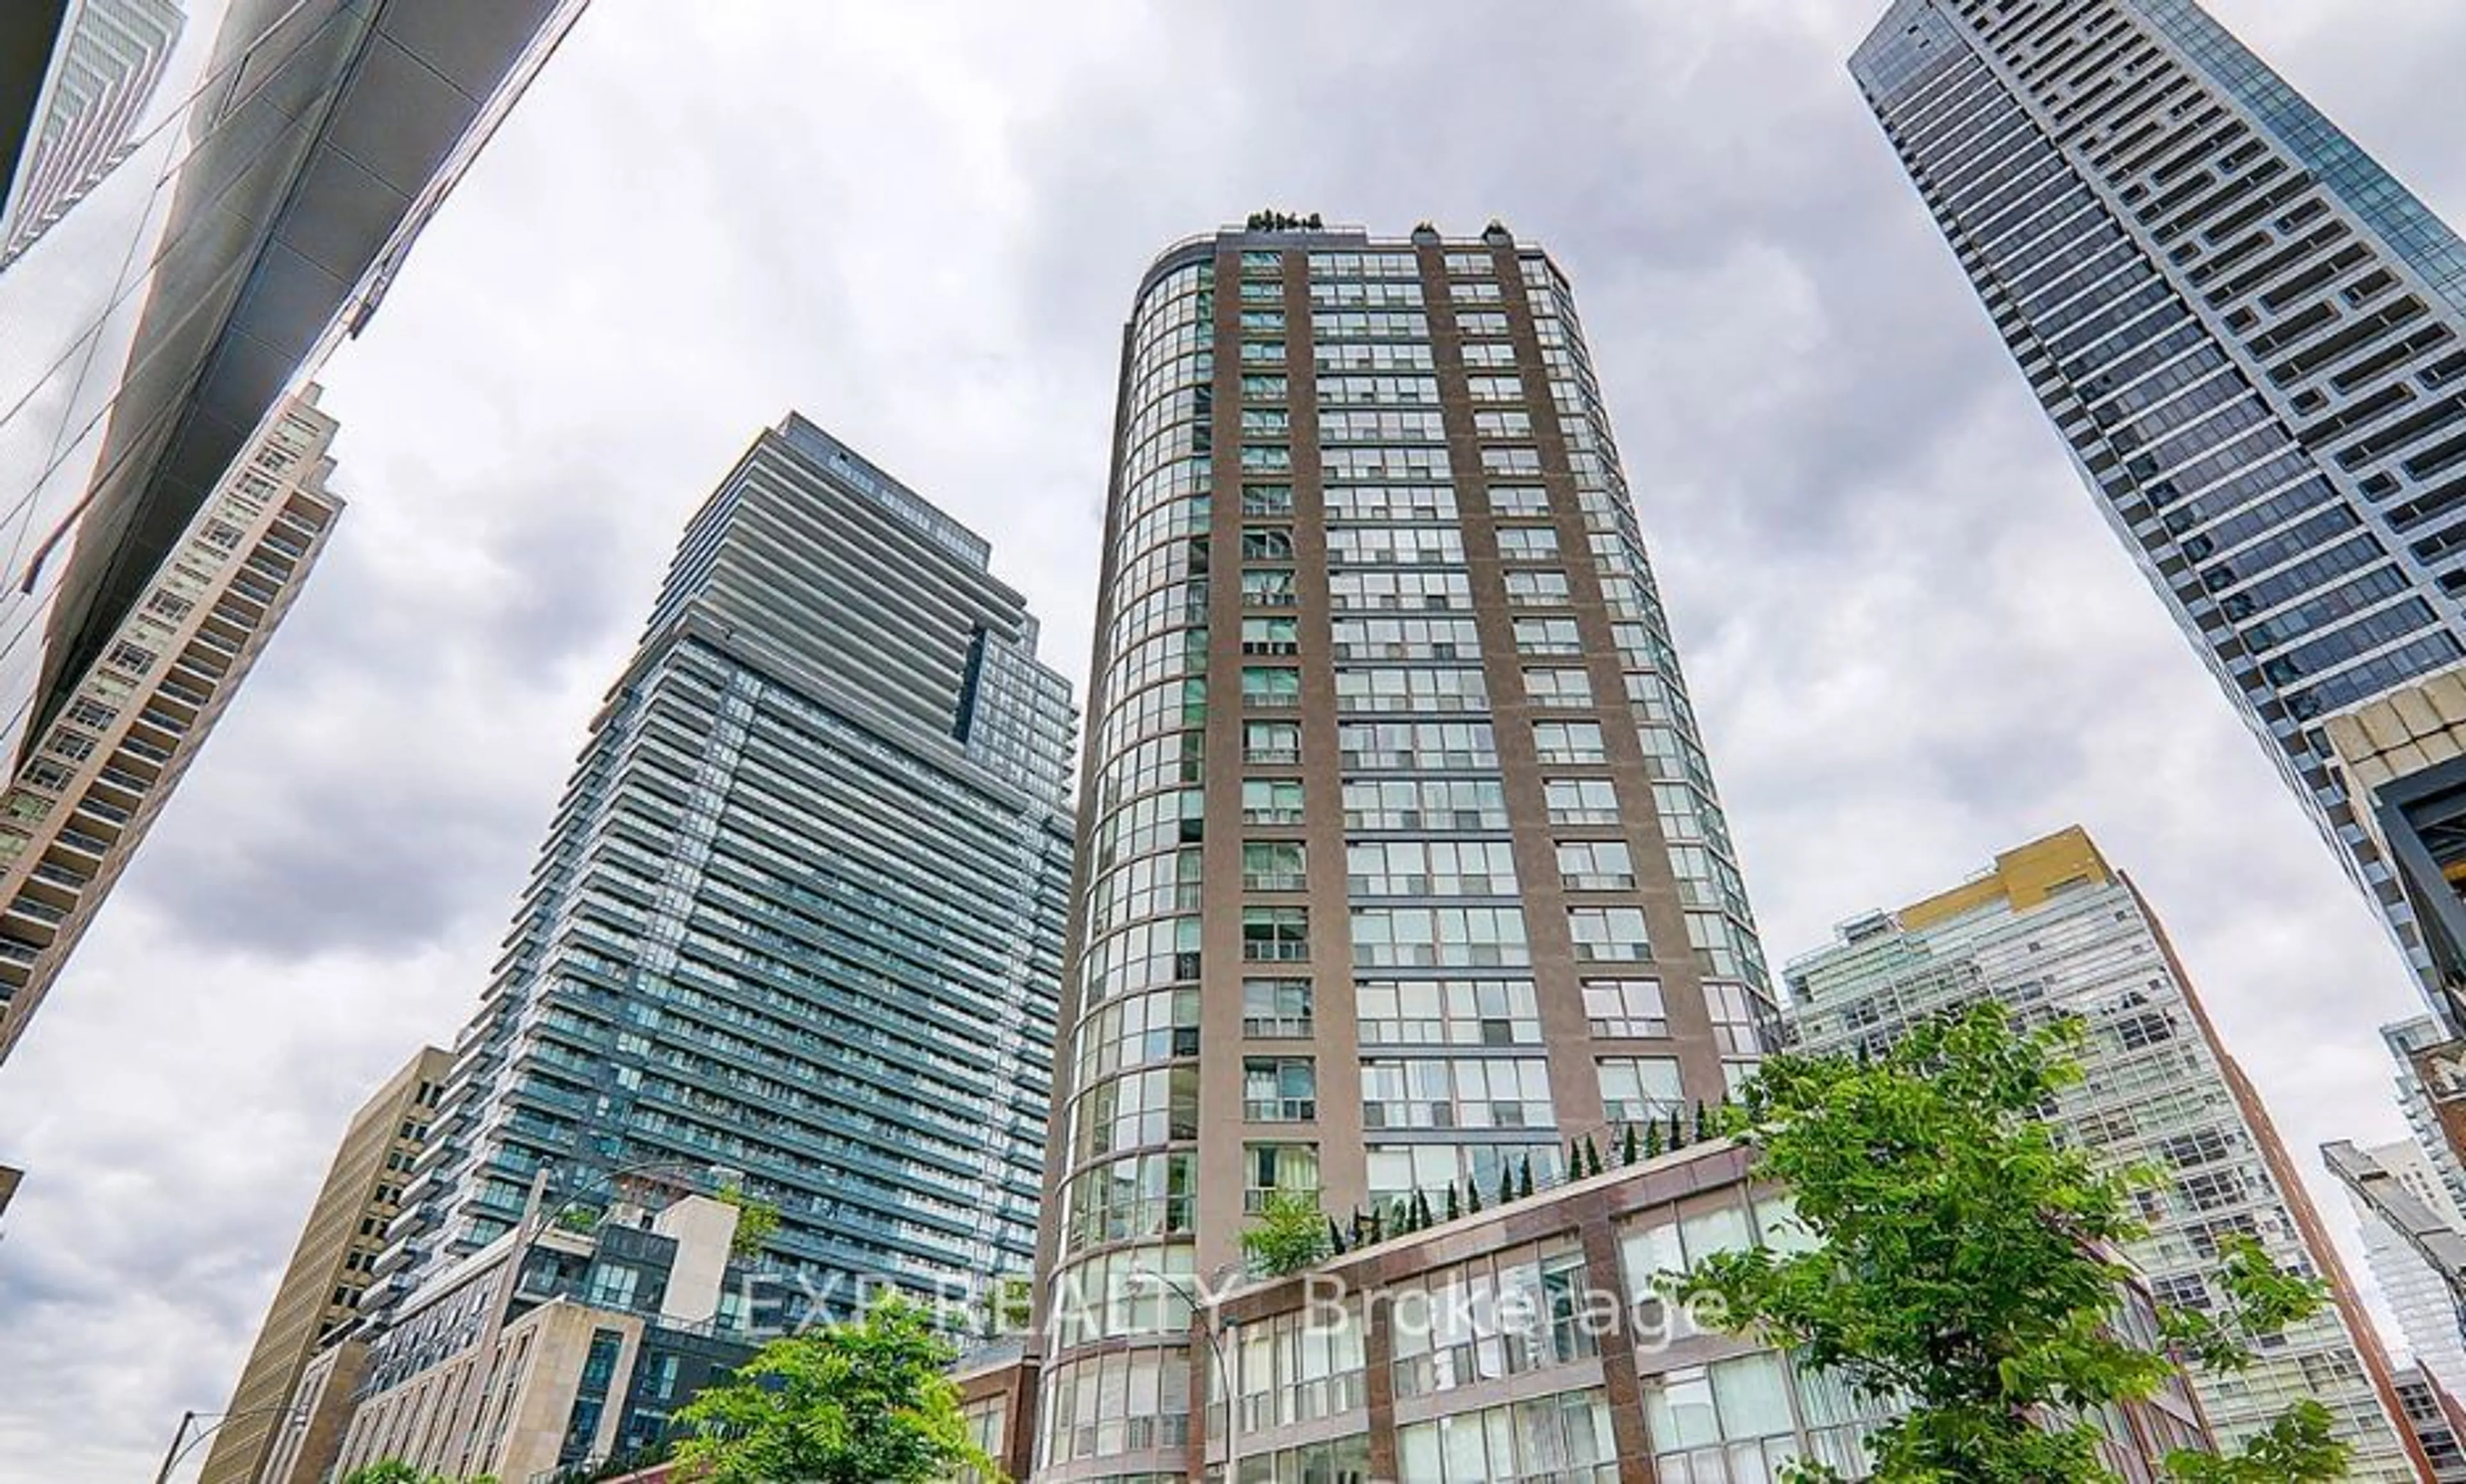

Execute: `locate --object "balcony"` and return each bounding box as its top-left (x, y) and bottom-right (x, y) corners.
top-left (1244, 1097), bottom-right (1316, 1122)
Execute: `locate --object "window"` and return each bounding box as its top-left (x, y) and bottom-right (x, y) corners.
top-left (2156, 1129), bottom-right (2234, 1168)
top-left (1497, 527), bottom-right (1560, 561)
top-left (1334, 667), bottom-right (1487, 713)
top-left (1331, 615), bottom-right (1480, 659)
top-left (2113, 1009), bottom-right (2176, 1049)
top-left (1243, 979), bottom-right (1313, 1038)
top-left (1598, 1057), bottom-right (1684, 1123)
top-left (1351, 905), bottom-right (1529, 968)
top-left (1328, 568), bottom-right (1471, 611)
top-left (1325, 483), bottom-right (1455, 521)
top-left (1584, 979), bottom-right (1667, 1038)
top-left (1241, 527), bottom-right (1294, 560)
top-left (1338, 720), bottom-right (1496, 770)
top-left (1468, 375), bottom-right (1525, 403)
top-left (1241, 570), bottom-right (1298, 607)
top-left (1568, 906), bottom-right (1651, 962)
top-left (1534, 720), bottom-right (1605, 764)
top-left (1523, 667), bottom-right (1593, 707)
top-left (1387, 1244), bottom-right (1600, 1400)
top-left (1241, 616), bottom-right (1299, 654)
top-left (1241, 665), bottom-right (1302, 708)
top-left (1241, 407), bottom-right (1290, 434)
top-left (1705, 982), bottom-right (1769, 1056)
top-left (1545, 778), bottom-right (1620, 826)
top-left (1245, 1143), bottom-right (1321, 1212)
top-left (1240, 446), bottom-right (1291, 475)
top-left (1505, 570), bottom-right (1570, 606)
top-left (1241, 374), bottom-right (1288, 401)
top-left (1342, 778), bottom-right (1508, 830)
top-left (1243, 906), bottom-right (1310, 961)
top-left (584, 1264), bottom-right (640, 1310)
top-left (1686, 912), bottom-right (1760, 982)
top-left (1394, 1388), bottom-right (1616, 1482)
top-left (1557, 840), bottom-right (1636, 889)
top-left (1514, 618), bottom-right (1582, 655)
top-left (1243, 841), bottom-right (1307, 891)
top-left (1361, 1056), bottom-right (1553, 1130)
top-left (1474, 409), bottom-right (1533, 437)
top-left (1318, 374), bottom-right (1440, 406)
top-left (2176, 1167), bottom-right (2250, 1212)
top-left (1347, 839), bottom-right (1519, 896)
top-left (1356, 979), bottom-right (1539, 1047)
top-left (1242, 779), bottom-right (1306, 825)
top-left (1641, 1354), bottom-right (1801, 1480)
top-left (1458, 311), bottom-right (1512, 337)
top-left (64, 698), bottom-right (114, 729)
top-left (1244, 720), bottom-right (1300, 764)
top-left (1242, 482), bottom-right (1294, 516)
top-left (1327, 525), bottom-right (1464, 566)
top-left (1245, 1057), bottom-right (1317, 1122)
top-left (1063, 1151), bottom-right (1196, 1246)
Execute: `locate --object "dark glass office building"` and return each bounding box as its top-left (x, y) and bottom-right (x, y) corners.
top-left (378, 415), bottom-right (1077, 1332)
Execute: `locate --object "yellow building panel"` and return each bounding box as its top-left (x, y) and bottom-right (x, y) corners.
top-left (1897, 826), bottom-right (2113, 932)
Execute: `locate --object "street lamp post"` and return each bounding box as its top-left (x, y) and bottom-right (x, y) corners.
top-left (1139, 1263), bottom-right (1246, 1482)
top-left (150, 1403), bottom-right (310, 1484)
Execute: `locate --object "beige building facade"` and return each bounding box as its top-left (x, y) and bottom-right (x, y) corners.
top-left (0, 387), bottom-right (345, 1068)
top-left (330, 1192), bottom-right (746, 1483)
top-left (201, 1046), bottom-right (448, 1484)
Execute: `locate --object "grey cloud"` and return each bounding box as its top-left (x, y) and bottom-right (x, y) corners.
top-left (4, 2), bottom-right (2466, 1478)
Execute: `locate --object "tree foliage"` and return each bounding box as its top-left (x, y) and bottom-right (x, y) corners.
top-left (715, 1181), bottom-right (782, 1259)
top-left (674, 1295), bottom-right (998, 1484)
top-left (1240, 1189), bottom-right (1333, 1277)
top-left (1664, 1002), bottom-right (2343, 1484)
top-left (340, 1464), bottom-right (494, 1484)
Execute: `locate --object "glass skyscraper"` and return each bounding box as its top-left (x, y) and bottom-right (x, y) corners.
top-left (1031, 220), bottom-right (1775, 1478)
top-left (378, 415), bottom-right (1077, 1334)
top-left (1788, 827), bottom-right (2420, 1476)
top-left (1851, 0), bottom-right (2466, 1011)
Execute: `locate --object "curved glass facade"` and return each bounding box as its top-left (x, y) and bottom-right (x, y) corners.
top-left (1035, 227), bottom-right (1775, 1480)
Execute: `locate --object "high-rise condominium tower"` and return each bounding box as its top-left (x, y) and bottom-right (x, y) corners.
top-left (0, 0), bottom-right (184, 269)
top-left (1031, 220), bottom-right (1774, 1478)
top-left (1788, 827), bottom-right (2419, 1476)
top-left (378, 415), bottom-right (1076, 1336)
top-left (1851, 0), bottom-right (2466, 1017)
top-left (0, 388), bottom-right (342, 1067)
top-left (198, 1046), bottom-right (450, 1484)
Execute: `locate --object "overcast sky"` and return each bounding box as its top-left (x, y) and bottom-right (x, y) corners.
top-left (4, 1), bottom-right (2466, 1477)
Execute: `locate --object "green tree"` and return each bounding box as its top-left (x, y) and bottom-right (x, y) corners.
top-left (1239, 1189), bottom-right (1332, 1277)
top-left (674, 1295), bottom-right (999, 1484)
top-left (715, 1182), bottom-right (782, 1259)
top-left (339, 1464), bottom-right (496, 1484)
top-left (978, 1272), bottom-right (1034, 1336)
top-left (1663, 1002), bottom-right (2344, 1484)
